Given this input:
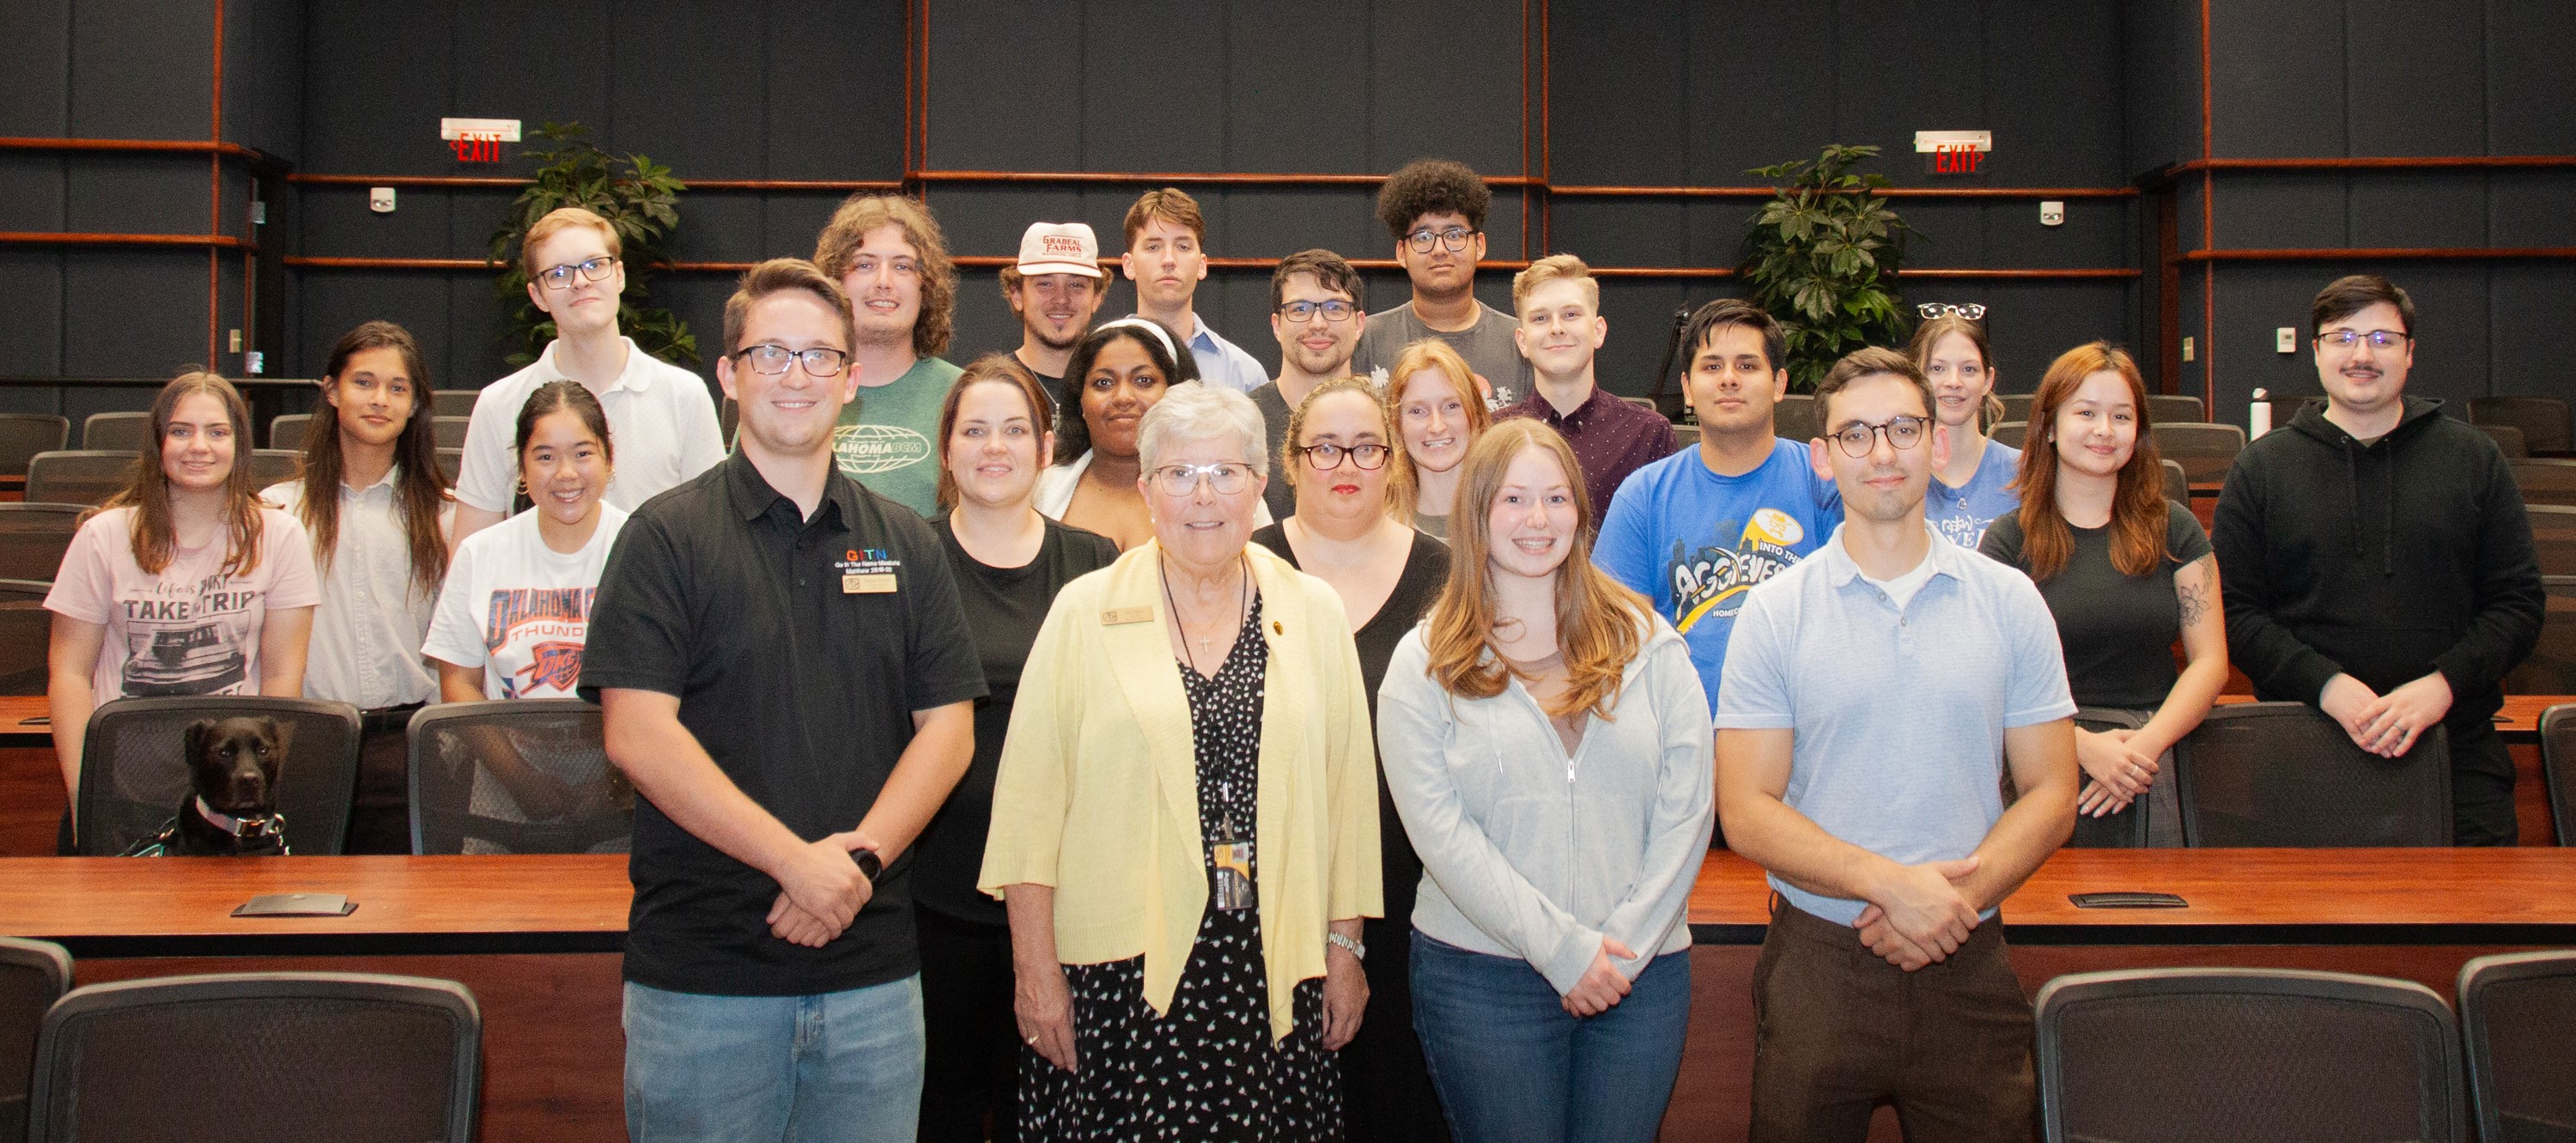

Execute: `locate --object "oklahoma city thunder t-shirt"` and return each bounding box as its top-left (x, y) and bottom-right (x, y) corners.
top-left (422, 502), bottom-right (630, 700)
top-left (832, 356), bottom-right (963, 517)
top-left (1594, 438), bottom-right (1842, 717)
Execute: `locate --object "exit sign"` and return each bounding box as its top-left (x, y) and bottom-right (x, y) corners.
top-left (440, 117), bottom-right (520, 163)
top-left (1915, 130), bottom-right (1992, 176)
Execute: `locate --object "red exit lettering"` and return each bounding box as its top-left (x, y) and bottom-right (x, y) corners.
top-left (1933, 144), bottom-right (1985, 174)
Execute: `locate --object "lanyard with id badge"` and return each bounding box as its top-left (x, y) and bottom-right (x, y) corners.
top-left (1162, 553), bottom-right (1258, 914)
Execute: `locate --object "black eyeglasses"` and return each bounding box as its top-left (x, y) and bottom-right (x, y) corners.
top-left (2317, 330), bottom-right (2408, 350)
top-left (1405, 227), bottom-right (1475, 253)
top-left (1297, 442), bottom-right (1389, 471)
top-left (1827, 416), bottom-right (1930, 457)
top-left (732, 344), bottom-right (850, 376)
top-left (537, 256), bottom-right (619, 291)
top-left (1278, 300), bottom-right (1358, 323)
top-left (1917, 302), bottom-right (1986, 320)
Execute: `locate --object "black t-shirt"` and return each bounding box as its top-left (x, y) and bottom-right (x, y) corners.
top-left (1249, 381), bottom-right (1297, 524)
top-left (580, 453), bottom-right (988, 996)
top-left (914, 515), bottom-right (1119, 925)
top-left (1980, 500), bottom-right (2213, 709)
top-left (1249, 523), bottom-right (1450, 925)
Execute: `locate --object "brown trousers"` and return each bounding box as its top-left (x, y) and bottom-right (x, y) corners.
top-left (1749, 899), bottom-right (2037, 1143)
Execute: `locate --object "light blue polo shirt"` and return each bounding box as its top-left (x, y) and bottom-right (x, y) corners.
top-left (1127, 313), bottom-right (1269, 394)
top-left (1715, 524), bottom-right (2074, 926)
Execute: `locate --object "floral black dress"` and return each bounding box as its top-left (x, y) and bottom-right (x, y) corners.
top-left (1019, 595), bottom-right (1341, 1141)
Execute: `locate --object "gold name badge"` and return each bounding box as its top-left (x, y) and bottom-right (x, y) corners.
top-left (1101, 605), bottom-right (1155, 625)
top-left (843, 573), bottom-right (897, 594)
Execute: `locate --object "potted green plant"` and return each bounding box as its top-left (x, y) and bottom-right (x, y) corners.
top-left (1737, 143), bottom-right (1916, 392)
top-left (489, 121), bottom-right (697, 368)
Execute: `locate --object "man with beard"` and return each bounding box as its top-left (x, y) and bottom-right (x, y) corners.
top-left (1249, 248), bottom-right (1366, 521)
top-left (814, 193), bottom-right (964, 517)
top-left (2213, 274), bottom-right (2542, 844)
top-left (1351, 158), bottom-right (1532, 404)
top-left (1002, 222), bottom-right (1108, 408)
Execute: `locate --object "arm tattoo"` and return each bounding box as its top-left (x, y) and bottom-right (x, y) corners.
top-left (2176, 558), bottom-right (2214, 628)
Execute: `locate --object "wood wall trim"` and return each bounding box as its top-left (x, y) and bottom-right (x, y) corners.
top-left (282, 253), bottom-right (2138, 281)
top-left (2, 231), bottom-right (255, 252)
top-left (0, 136), bottom-right (281, 168)
top-left (284, 173), bottom-right (904, 192)
top-left (911, 169), bottom-right (1546, 188)
top-left (1552, 184), bottom-right (2138, 199)
top-left (2171, 155), bottom-right (2576, 175)
top-left (2184, 246), bottom-right (2576, 262)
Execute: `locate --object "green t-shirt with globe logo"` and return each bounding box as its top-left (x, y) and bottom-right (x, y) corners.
top-left (832, 356), bottom-right (963, 517)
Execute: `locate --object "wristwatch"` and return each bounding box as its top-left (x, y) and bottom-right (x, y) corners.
top-left (1327, 932), bottom-right (1366, 962)
top-left (854, 850), bottom-right (883, 885)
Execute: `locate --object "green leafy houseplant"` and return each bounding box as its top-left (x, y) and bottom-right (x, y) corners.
top-left (1738, 143), bottom-right (1917, 392)
top-left (489, 121), bottom-right (697, 368)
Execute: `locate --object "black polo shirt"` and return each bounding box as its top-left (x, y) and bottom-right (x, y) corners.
top-left (580, 452), bottom-right (986, 996)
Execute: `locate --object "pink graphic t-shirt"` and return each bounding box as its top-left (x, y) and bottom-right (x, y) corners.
top-left (43, 507), bottom-right (321, 700)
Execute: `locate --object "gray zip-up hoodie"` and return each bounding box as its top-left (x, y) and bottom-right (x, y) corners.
top-left (1376, 616), bottom-right (1714, 994)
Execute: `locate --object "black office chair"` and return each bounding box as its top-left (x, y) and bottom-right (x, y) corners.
top-left (2146, 393), bottom-right (2206, 425)
top-left (2529, 507), bottom-right (2576, 578)
top-left (2066, 708), bottom-right (2153, 848)
top-left (1989, 421), bottom-right (2026, 449)
top-left (2471, 395), bottom-right (2574, 456)
top-left (2035, 967), bottom-right (2470, 1143)
top-left (25, 972), bottom-right (480, 1143)
top-left (0, 938), bottom-right (70, 1143)
top-left (2506, 576), bottom-right (2576, 695)
top-left (0, 503), bottom-right (86, 582)
top-left (2478, 423), bottom-right (2531, 459)
top-left (270, 413), bottom-right (313, 452)
top-left (2161, 458), bottom-right (2190, 506)
top-left (0, 581), bottom-right (52, 696)
top-left (1772, 393), bottom-right (1818, 443)
top-left (432, 416), bottom-right (471, 449)
top-left (2153, 423), bottom-right (2247, 484)
top-left (2512, 459), bottom-right (2576, 509)
top-left (2540, 705), bottom-right (2576, 847)
top-left (78, 412), bottom-right (151, 453)
top-left (431, 390), bottom-right (479, 418)
top-left (246, 448), bottom-right (300, 489)
top-left (0, 415), bottom-right (70, 477)
top-left (24, 451), bottom-right (137, 507)
top-left (1668, 423), bottom-right (1699, 454)
top-left (2458, 951), bottom-right (2576, 1142)
top-left (76, 696), bottom-right (361, 856)
top-left (2178, 701), bottom-right (2452, 846)
top-left (408, 700), bottom-right (631, 854)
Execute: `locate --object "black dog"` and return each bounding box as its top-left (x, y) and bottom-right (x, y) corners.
top-left (127, 716), bottom-right (290, 856)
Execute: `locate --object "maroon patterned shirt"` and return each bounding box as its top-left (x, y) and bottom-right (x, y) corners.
top-left (1497, 384), bottom-right (1678, 526)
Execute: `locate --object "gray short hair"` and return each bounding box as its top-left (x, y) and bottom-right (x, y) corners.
top-left (1136, 383), bottom-right (1268, 477)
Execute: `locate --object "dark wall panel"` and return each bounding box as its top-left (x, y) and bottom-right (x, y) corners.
top-left (2348, 0), bottom-right (2484, 157)
top-left (766, 0), bottom-right (906, 180)
top-left (0, 252), bottom-right (67, 378)
top-left (1363, 0), bottom-right (1522, 175)
top-left (2208, 0), bottom-right (2341, 160)
top-left (64, 251), bottom-right (212, 377)
top-left (68, 0), bottom-right (210, 138)
top-left (2488, 1), bottom-right (2576, 155)
top-left (222, 0), bottom-right (305, 162)
top-left (0, 0), bottom-right (71, 136)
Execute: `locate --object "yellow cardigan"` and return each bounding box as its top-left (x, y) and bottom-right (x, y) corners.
top-left (979, 540), bottom-right (1382, 1043)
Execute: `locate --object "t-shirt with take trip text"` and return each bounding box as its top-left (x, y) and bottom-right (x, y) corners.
top-left (834, 356), bottom-right (964, 517)
top-left (44, 507), bottom-right (321, 701)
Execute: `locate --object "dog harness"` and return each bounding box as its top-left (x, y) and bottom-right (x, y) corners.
top-left (121, 797), bottom-right (290, 857)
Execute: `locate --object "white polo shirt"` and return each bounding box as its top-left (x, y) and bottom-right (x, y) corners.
top-left (454, 337), bottom-right (727, 514)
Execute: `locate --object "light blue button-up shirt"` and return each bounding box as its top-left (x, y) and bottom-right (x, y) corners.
top-left (1130, 312), bottom-right (1269, 394)
top-left (1715, 525), bottom-right (2075, 925)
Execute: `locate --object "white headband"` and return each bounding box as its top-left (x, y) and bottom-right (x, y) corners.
top-left (1093, 317), bottom-right (1182, 370)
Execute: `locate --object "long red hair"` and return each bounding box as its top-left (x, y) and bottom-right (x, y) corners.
top-left (2010, 343), bottom-right (2170, 581)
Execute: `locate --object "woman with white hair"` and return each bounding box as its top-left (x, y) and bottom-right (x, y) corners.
top-left (981, 382), bottom-right (1382, 1140)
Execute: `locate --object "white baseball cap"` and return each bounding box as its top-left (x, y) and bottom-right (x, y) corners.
top-left (1016, 222), bottom-right (1104, 277)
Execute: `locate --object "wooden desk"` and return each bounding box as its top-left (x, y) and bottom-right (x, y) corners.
top-left (0, 695), bottom-right (49, 747)
top-left (3, 851), bottom-right (2568, 1142)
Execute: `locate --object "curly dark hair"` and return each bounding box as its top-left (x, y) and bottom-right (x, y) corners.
top-left (1376, 158), bottom-right (1491, 240)
top-left (1052, 319), bottom-right (1200, 464)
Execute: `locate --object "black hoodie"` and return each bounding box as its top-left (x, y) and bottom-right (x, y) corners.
top-left (2212, 395), bottom-right (2543, 733)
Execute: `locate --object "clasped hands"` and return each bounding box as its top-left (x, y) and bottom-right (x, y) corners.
top-left (2320, 672), bottom-right (2451, 759)
top-left (767, 829), bottom-right (879, 948)
top-left (1851, 854), bottom-right (1984, 973)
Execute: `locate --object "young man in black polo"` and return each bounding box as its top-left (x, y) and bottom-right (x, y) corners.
top-left (2213, 273), bottom-right (2543, 844)
top-left (583, 258), bottom-right (985, 1141)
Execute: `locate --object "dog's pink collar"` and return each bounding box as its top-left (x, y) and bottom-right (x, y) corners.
top-left (194, 796), bottom-right (286, 842)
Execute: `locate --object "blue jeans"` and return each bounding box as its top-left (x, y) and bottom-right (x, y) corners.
top-left (623, 976), bottom-right (926, 1143)
top-left (1410, 931), bottom-right (1691, 1143)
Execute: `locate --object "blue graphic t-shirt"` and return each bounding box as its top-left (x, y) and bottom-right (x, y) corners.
top-left (1594, 438), bottom-right (1842, 717)
top-left (1926, 439), bottom-right (2021, 550)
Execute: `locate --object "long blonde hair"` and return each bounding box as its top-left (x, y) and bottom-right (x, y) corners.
top-left (96, 372), bottom-right (269, 576)
top-left (1422, 420), bottom-right (1652, 720)
top-left (1383, 337), bottom-right (1489, 520)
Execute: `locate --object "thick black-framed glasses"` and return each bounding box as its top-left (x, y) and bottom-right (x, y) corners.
top-left (732, 344), bottom-right (850, 376)
top-left (1278, 300), bottom-right (1358, 323)
top-left (1405, 227), bottom-right (1475, 253)
top-left (1297, 441), bottom-right (1389, 471)
top-left (537, 256), bottom-right (620, 291)
top-left (1827, 416), bottom-right (1930, 457)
